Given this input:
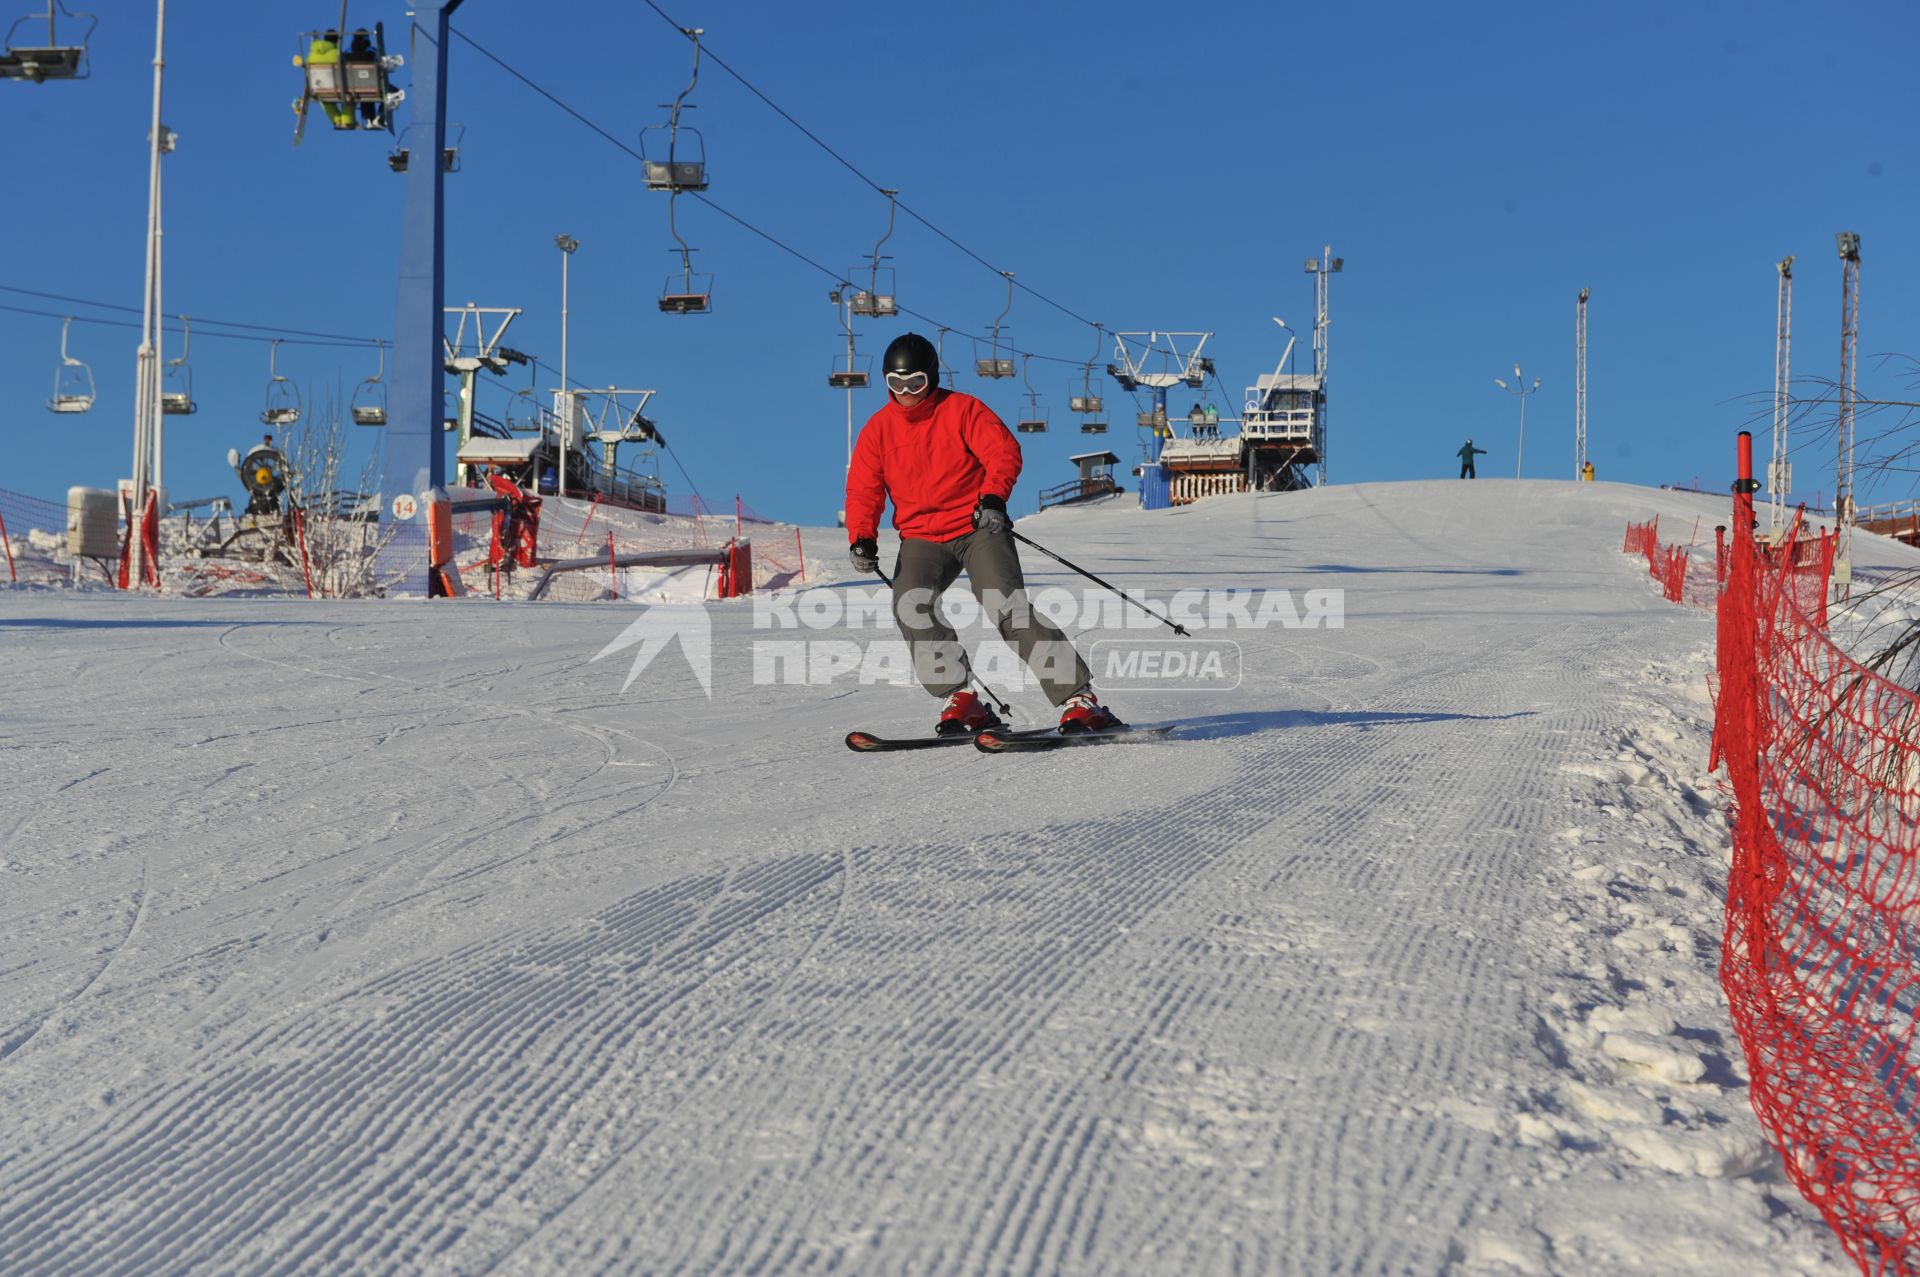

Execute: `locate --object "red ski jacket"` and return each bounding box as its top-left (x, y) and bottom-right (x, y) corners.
top-left (844, 389), bottom-right (1022, 543)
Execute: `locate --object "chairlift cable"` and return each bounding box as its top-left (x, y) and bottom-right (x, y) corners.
top-left (448, 30), bottom-right (1094, 370)
top-left (0, 283), bottom-right (384, 345)
top-left (448, 26), bottom-right (645, 163)
top-left (0, 301), bottom-right (380, 350)
top-left (634, 0), bottom-right (1099, 332)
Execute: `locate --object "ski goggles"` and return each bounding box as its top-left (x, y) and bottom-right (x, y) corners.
top-left (884, 370), bottom-right (931, 395)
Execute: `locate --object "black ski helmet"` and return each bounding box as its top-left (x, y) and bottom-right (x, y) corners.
top-left (883, 332), bottom-right (940, 384)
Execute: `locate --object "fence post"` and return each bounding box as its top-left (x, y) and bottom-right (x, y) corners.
top-left (0, 505), bottom-right (13, 583)
top-left (606, 529), bottom-right (618, 601)
top-left (1715, 525), bottom-right (1727, 585)
top-left (793, 527), bottom-right (806, 583)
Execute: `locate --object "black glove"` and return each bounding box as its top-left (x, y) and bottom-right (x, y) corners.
top-left (972, 493), bottom-right (1011, 536)
top-left (849, 537), bottom-right (879, 574)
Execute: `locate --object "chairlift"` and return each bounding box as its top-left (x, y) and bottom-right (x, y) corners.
top-left (350, 340), bottom-right (387, 425)
top-left (0, 1), bottom-right (94, 83)
top-left (388, 122), bottom-right (462, 172)
top-left (974, 271), bottom-right (1016, 378)
top-left (47, 315), bottom-right (94, 413)
top-left (935, 328), bottom-right (958, 390)
top-left (292, 19), bottom-right (404, 144)
top-left (1016, 355), bottom-right (1047, 434)
top-left (161, 315), bottom-right (197, 415)
top-left (828, 287), bottom-right (869, 388)
top-left (849, 189), bottom-right (899, 318)
top-left (639, 27), bottom-right (708, 192)
top-left (658, 191), bottom-right (712, 314)
top-left (1068, 325), bottom-right (1106, 429)
top-left (504, 387), bottom-right (542, 433)
top-left (260, 339), bottom-right (301, 426)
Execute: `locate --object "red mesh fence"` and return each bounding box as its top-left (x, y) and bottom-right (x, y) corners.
top-left (1715, 501), bottom-right (1920, 1275)
top-left (1623, 515), bottom-right (1715, 609)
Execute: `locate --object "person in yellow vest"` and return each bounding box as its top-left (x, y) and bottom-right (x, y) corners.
top-left (303, 31), bottom-right (354, 130)
top-left (1582, 460), bottom-right (1596, 481)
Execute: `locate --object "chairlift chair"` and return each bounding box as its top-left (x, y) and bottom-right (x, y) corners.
top-left (350, 341), bottom-right (387, 426)
top-left (1069, 327), bottom-right (1105, 416)
top-left (293, 21), bottom-right (404, 143)
top-left (975, 270), bottom-right (1016, 378)
top-left (260, 339), bottom-right (301, 426)
top-left (161, 317), bottom-right (196, 415)
top-left (0, 1), bottom-right (94, 82)
top-left (1079, 420), bottom-right (1108, 435)
top-left (640, 27), bottom-right (709, 191)
top-left (850, 189), bottom-right (899, 317)
top-left (657, 192), bottom-right (712, 314)
top-left (47, 316), bottom-right (94, 413)
top-left (388, 123), bottom-right (461, 172)
top-left (1016, 355), bottom-right (1047, 433)
top-left (829, 367), bottom-right (870, 390)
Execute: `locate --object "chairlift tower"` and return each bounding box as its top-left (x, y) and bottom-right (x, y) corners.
top-left (128, 0), bottom-right (171, 586)
top-left (441, 303), bottom-right (525, 487)
top-left (1769, 256), bottom-right (1794, 533)
top-left (1574, 289), bottom-right (1589, 480)
top-left (1835, 231), bottom-right (1861, 593)
top-left (1109, 331), bottom-right (1212, 509)
top-left (385, 0), bottom-right (464, 595)
top-left (1305, 247), bottom-right (1342, 484)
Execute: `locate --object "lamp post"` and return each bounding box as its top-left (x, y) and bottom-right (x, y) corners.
top-left (555, 234), bottom-right (578, 499)
top-left (1494, 364), bottom-right (1541, 478)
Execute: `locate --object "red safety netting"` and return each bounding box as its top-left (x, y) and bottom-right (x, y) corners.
top-left (1623, 514), bottom-right (1718, 609)
top-left (1716, 502), bottom-right (1920, 1275)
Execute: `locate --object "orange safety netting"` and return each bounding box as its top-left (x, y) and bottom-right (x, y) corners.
top-left (1623, 514), bottom-right (1710, 607)
top-left (1716, 505), bottom-right (1920, 1276)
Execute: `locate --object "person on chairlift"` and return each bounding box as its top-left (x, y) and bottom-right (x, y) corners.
top-left (305, 31), bottom-right (354, 130)
top-left (344, 30), bottom-right (381, 128)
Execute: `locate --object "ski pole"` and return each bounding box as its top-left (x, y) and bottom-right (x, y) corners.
top-left (1010, 529), bottom-right (1191, 636)
top-left (875, 564), bottom-right (1013, 717)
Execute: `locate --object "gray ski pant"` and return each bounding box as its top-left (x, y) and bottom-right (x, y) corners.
top-left (891, 527), bottom-right (1091, 706)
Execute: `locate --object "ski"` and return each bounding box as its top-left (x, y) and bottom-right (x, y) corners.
top-left (844, 724), bottom-right (1065, 753)
top-left (843, 727), bottom-right (1010, 752)
top-left (972, 724), bottom-right (1176, 753)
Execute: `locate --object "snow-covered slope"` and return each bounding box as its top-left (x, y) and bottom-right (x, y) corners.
top-left (0, 479), bottom-right (1880, 1274)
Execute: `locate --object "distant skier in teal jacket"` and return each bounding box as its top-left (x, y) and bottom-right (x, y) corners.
top-left (1457, 438), bottom-right (1487, 479)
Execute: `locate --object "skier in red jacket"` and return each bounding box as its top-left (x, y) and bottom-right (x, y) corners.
top-left (846, 332), bottom-right (1120, 735)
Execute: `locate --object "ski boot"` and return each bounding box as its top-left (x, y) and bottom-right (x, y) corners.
top-left (1059, 688), bottom-right (1123, 734)
top-left (936, 690), bottom-right (1002, 737)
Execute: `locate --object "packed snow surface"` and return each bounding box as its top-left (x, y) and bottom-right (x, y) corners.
top-left (0, 479), bottom-right (1872, 1274)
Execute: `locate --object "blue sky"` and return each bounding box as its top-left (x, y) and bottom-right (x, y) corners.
top-left (4, 0), bottom-right (1916, 525)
